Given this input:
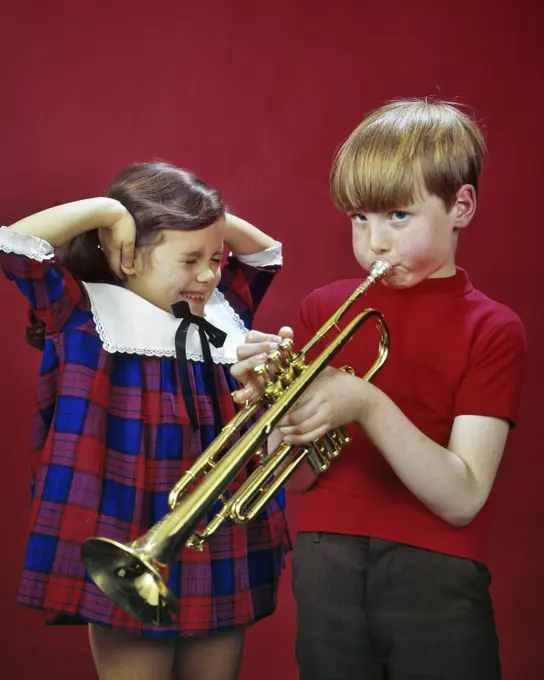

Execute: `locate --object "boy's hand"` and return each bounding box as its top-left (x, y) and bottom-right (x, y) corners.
top-left (98, 209), bottom-right (137, 280)
top-left (279, 368), bottom-right (372, 444)
top-left (231, 326), bottom-right (293, 403)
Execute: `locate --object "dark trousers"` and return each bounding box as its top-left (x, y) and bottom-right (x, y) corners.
top-left (292, 533), bottom-right (501, 680)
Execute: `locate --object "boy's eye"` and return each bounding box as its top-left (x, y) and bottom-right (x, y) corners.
top-left (390, 211), bottom-right (409, 221)
top-left (351, 214), bottom-right (367, 224)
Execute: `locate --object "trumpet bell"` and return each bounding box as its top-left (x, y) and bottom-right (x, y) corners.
top-left (81, 538), bottom-right (178, 625)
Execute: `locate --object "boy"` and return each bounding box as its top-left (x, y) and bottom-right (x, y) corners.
top-left (232, 99), bottom-right (526, 679)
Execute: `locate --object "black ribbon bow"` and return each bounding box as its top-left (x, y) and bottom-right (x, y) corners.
top-left (172, 300), bottom-right (227, 434)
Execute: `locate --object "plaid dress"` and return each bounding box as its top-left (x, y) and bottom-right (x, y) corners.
top-left (0, 226), bottom-right (289, 637)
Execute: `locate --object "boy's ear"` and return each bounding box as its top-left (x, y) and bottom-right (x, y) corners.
top-left (453, 184), bottom-right (477, 229)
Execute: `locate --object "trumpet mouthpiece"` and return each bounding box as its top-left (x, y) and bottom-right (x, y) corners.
top-left (370, 261), bottom-right (393, 280)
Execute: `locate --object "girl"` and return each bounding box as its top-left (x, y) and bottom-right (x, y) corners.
top-left (0, 161), bottom-right (288, 680)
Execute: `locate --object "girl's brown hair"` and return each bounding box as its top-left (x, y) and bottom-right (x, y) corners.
top-left (27, 161), bottom-right (225, 349)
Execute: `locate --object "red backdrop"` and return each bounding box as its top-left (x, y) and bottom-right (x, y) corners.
top-left (0, 1), bottom-right (542, 678)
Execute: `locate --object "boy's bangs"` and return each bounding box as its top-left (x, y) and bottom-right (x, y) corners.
top-left (331, 147), bottom-right (422, 214)
top-left (330, 100), bottom-right (486, 215)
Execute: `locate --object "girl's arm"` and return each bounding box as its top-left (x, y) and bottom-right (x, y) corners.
top-left (219, 214), bottom-right (282, 323)
top-left (10, 198), bottom-right (126, 245)
top-left (8, 198), bottom-right (135, 278)
top-left (224, 213), bottom-right (278, 255)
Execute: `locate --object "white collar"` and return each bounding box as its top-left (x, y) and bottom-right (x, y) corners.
top-left (83, 282), bottom-right (247, 363)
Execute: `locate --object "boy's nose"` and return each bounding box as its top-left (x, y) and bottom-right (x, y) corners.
top-left (368, 226), bottom-right (391, 254)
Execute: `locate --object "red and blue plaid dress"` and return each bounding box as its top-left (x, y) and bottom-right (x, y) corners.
top-left (0, 227), bottom-right (289, 637)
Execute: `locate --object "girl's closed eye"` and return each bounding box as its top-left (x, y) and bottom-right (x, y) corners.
top-left (181, 256), bottom-right (221, 266)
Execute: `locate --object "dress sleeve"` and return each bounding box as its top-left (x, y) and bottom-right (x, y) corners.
top-left (0, 226), bottom-right (89, 333)
top-left (219, 241), bottom-right (283, 329)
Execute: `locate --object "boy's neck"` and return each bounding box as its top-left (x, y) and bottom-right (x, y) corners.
top-left (426, 260), bottom-right (457, 279)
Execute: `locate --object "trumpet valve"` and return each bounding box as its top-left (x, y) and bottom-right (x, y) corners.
top-left (254, 363), bottom-right (285, 402)
top-left (279, 337), bottom-right (295, 359)
top-left (328, 427), bottom-right (352, 449)
top-left (268, 350), bottom-right (284, 372)
top-left (254, 363), bottom-right (273, 386)
top-left (305, 444), bottom-right (331, 475)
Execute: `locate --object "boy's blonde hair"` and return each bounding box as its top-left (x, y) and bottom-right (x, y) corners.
top-left (330, 98), bottom-right (486, 213)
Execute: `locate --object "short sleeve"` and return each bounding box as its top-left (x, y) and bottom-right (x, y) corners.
top-left (0, 226), bottom-right (89, 333)
top-left (295, 290), bottom-right (319, 345)
top-left (294, 287), bottom-right (336, 363)
top-left (454, 312), bottom-right (527, 427)
top-left (219, 241), bottom-right (282, 329)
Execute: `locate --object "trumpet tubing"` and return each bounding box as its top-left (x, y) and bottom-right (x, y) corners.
top-left (81, 260), bottom-right (392, 625)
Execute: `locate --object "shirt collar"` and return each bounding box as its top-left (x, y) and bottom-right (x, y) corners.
top-left (83, 282), bottom-right (247, 363)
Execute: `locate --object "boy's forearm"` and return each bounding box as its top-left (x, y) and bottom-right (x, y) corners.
top-left (9, 198), bottom-right (126, 247)
top-left (224, 213), bottom-right (277, 255)
top-left (357, 385), bottom-right (480, 526)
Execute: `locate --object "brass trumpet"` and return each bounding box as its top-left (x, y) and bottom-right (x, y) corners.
top-left (81, 261), bottom-right (392, 625)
